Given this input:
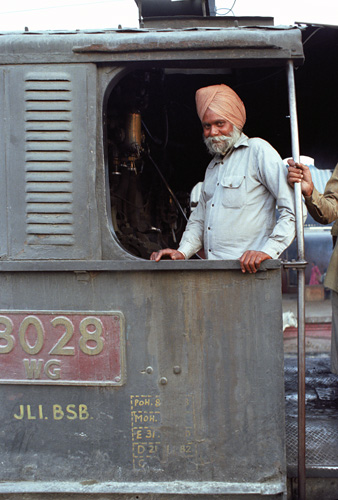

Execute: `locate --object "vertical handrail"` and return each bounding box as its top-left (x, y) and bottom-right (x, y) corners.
top-left (287, 60), bottom-right (307, 500)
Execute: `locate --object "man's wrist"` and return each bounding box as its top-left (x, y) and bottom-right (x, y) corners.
top-left (302, 182), bottom-right (314, 197)
top-left (178, 250), bottom-right (186, 259)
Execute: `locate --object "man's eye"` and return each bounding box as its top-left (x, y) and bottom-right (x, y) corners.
top-left (217, 122), bottom-right (225, 127)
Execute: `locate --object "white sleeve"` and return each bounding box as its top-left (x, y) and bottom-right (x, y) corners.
top-left (178, 187), bottom-right (206, 259)
top-left (256, 142), bottom-right (307, 258)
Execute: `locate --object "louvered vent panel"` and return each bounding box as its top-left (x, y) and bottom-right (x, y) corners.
top-left (25, 73), bottom-right (74, 245)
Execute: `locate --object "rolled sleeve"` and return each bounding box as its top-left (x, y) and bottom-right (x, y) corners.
top-left (256, 145), bottom-right (301, 258)
top-left (178, 190), bottom-right (205, 259)
top-left (304, 170), bottom-right (338, 224)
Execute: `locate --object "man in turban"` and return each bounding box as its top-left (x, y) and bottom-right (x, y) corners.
top-left (150, 84), bottom-right (300, 273)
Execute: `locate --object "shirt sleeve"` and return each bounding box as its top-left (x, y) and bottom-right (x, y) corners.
top-left (255, 141), bottom-right (305, 259)
top-left (332, 220), bottom-right (338, 237)
top-left (304, 164), bottom-right (338, 225)
top-left (177, 187), bottom-right (205, 259)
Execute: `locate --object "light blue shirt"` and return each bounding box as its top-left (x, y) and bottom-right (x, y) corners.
top-left (178, 133), bottom-right (301, 260)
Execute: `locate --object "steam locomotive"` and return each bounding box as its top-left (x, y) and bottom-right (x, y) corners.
top-left (0, 1), bottom-right (337, 499)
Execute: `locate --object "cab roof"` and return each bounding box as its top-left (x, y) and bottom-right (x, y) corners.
top-left (0, 25), bottom-right (304, 67)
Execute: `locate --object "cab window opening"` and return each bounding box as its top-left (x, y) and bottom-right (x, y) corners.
top-left (105, 66), bottom-right (291, 259)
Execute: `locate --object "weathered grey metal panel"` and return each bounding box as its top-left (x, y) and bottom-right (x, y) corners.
top-left (0, 68), bottom-right (8, 259)
top-left (0, 258), bottom-right (279, 272)
top-left (0, 28), bottom-right (304, 66)
top-left (4, 64), bottom-right (100, 260)
top-left (0, 264), bottom-right (286, 498)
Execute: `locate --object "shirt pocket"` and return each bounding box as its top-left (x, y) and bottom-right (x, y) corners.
top-left (220, 175), bottom-right (246, 208)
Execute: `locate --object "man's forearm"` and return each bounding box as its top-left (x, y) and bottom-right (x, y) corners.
top-left (305, 186), bottom-right (338, 225)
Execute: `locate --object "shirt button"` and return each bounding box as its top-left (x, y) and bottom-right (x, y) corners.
top-left (208, 227), bottom-right (211, 230)
top-left (212, 204), bottom-right (214, 207)
top-left (217, 182), bottom-right (219, 186)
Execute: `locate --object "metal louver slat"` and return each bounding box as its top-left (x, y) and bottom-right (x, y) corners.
top-left (26, 214), bottom-right (74, 224)
top-left (26, 112), bottom-right (72, 121)
top-left (26, 193), bottom-right (73, 203)
top-left (26, 203), bottom-right (72, 214)
top-left (25, 91), bottom-right (72, 101)
top-left (26, 132), bottom-right (72, 141)
top-left (26, 172), bottom-right (73, 182)
top-left (26, 102), bottom-right (72, 111)
top-left (25, 152), bottom-right (73, 161)
top-left (26, 122), bottom-right (72, 131)
top-left (27, 224), bottom-right (74, 234)
top-left (26, 142), bottom-right (72, 151)
top-left (25, 73), bottom-right (74, 245)
top-left (25, 163), bottom-right (72, 171)
top-left (25, 183), bottom-right (73, 193)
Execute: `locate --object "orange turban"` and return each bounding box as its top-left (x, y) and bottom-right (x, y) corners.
top-left (195, 84), bottom-right (246, 130)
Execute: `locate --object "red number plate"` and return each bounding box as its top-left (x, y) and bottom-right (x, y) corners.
top-left (0, 311), bottom-right (125, 386)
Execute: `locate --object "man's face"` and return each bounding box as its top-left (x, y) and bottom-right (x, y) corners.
top-left (202, 108), bottom-right (239, 156)
top-left (202, 108), bottom-right (233, 139)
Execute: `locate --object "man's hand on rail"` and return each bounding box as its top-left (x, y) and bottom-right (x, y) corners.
top-left (239, 250), bottom-right (272, 274)
top-left (150, 248), bottom-right (185, 262)
top-left (287, 159), bottom-right (314, 197)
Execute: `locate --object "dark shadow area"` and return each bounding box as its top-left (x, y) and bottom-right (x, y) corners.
top-left (285, 355), bottom-right (338, 474)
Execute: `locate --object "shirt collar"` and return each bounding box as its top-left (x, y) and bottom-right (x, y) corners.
top-left (208, 133), bottom-right (249, 169)
top-left (234, 133), bottom-right (249, 149)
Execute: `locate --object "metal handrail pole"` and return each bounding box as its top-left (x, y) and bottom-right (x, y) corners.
top-left (287, 60), bottom-right (307, 500)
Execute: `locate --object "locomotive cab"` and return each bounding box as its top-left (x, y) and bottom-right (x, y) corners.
top-left (0, 11), bottom-right (306, 500)
top-left (0, 21), bottom-right (303, 263)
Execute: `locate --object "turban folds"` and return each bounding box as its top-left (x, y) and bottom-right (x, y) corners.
top-left (195, 84), bottom-right (246, 130)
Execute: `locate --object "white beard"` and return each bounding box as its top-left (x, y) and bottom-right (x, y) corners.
top-left (203, 127), bottom-right (241, 156)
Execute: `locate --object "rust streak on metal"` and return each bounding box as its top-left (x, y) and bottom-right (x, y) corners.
top-left (73, 42), bottom-right (280, 53)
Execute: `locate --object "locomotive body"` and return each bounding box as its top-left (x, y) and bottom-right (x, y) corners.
top-left (0, 19), bottom-right (305, 499)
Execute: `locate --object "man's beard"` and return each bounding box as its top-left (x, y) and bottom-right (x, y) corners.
top-left (203, 126), bottom-right (241, 156)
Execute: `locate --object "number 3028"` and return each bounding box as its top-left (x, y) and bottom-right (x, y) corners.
top-left (0, 315), bottom-right (104, 356)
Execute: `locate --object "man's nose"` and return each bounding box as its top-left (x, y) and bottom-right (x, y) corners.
top-left (210, 125), bottom-right (219, 136)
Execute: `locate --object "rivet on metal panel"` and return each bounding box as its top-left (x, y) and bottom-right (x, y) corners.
top-left (173, 366), bottom-right (181, 374)
top-left (114, 376), bottom-right (121, 383)
top-left (74, 271), bottom-right (90, 282)
top-left (146, 366), bottom-right (153, 374)
top-left (159, 377), bottom-right (168, 385)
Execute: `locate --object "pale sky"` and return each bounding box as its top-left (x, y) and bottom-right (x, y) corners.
top-left (0, 0), bottom-right (337, 32)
